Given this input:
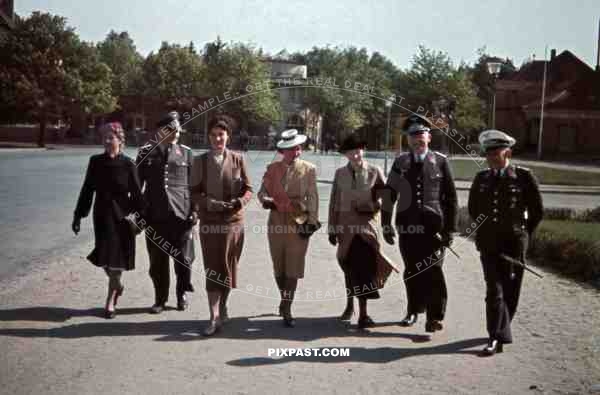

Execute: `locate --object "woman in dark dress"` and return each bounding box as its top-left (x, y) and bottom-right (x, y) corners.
top-left (72, 122), bottom-right (144, 319)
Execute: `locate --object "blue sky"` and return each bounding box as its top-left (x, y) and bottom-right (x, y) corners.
top-left (16, 0), bottom-right (600, 69)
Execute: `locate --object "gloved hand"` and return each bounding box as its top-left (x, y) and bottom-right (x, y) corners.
top-left (440, 232), bottom-right (454, 248)
top-left (186, 211), bottom-right (199, 227)
top-left (209, 199), bottom-right (233, 212)
top-left (328, 233), bottom-right (337, 246)
top-left (383, 224), bottom-right (396, 245)
top-left (298, 222), bottom-right (321, 239)
top-left (71, 217), bottom-right (81, 235)
top-left (229, 198), bottom-right (243, 210)
top-left (261, 198), bottom-right (276, 210)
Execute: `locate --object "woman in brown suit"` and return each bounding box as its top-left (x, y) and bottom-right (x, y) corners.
top-left (328, 133), bottom-right (398, 328)
top-left (192, 115), bottom-right (253, 336)
top-left (258, 129), bottom-right (320, 327)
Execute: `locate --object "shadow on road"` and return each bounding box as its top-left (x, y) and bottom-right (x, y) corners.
top-left (226, 338), bottom-right (488, 365)
top-left (0, 306), bottom-right (154, 322)
top-left (0, 314), bottom-right (461, 344)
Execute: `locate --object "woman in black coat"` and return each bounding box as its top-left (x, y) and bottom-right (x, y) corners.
top-left (72, 122), bottom-right (144, 318)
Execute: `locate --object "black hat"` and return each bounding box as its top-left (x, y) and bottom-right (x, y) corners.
top-left (402, 114), bottom-right (432, 135)
top-left (156, 111), bottom-right (182, 132)
top-left (339, 133), bottom-right (367, 153)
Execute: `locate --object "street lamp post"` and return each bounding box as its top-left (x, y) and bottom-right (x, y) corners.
top-left (384, 97), bottom-right (393, 175)
top-left (487, 62), bottom-right (502, 129)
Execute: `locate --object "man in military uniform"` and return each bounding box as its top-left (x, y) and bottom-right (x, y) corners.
top-left (382, 114), bottom-right (458, 333)
top-left (136, 111), bottom-right (196, 313)
top-left (468, 130), bottom-right (543, 356)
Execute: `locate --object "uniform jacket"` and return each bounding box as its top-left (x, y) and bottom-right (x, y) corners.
top-left (136, 142), bottom-right (194, 222)
top-left (383, 150), bottom-right (458, 235)
top-left (468, 165), bottom-right (543, 250)
top-left (191, 149), bottom-right (253, 224)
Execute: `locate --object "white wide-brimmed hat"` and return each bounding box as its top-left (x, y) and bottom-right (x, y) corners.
top-left (276, 129), bottom-right (307, 149)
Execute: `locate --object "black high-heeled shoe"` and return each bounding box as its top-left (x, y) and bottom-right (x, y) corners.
top-left (104, 309), bottom-right (116, 319)
top-left (358, 315), bottom-right (375, 329)
top-left (482, 339), bottom-right (503, 356)
top-left (338, 306), bottom-right (354, 321)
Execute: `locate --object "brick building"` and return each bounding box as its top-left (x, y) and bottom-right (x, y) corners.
top-left (495, 49), bottom-right (600, 159)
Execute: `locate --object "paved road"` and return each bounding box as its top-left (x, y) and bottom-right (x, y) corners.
top-left (0, 189), bottom-right (598, 394)
top-left (0, 148), bottom-right (598, 281)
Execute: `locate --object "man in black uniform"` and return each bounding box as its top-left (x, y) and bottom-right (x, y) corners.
top-left (137, 111), bottom-right (196, 313)
top-left (468, 130), bottom-right (543, 356)
top-left (382, 114), bottom-right (458, 333)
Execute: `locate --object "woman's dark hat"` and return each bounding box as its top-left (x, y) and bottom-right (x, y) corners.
top-left (339, 133), bottom-right (367, 153)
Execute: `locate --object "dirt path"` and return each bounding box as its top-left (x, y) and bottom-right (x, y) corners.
top-left (1, 206), bottom-right (599, 395)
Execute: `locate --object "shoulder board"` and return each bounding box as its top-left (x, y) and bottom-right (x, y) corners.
top-left (433, 151), bottom-right (447, 158)
top-left (515, 165), bottom-right (531, 172)
top-left (180, 144), bottom-right (192, 150)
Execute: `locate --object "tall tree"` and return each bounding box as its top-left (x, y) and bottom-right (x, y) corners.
top-left (97, 30), bottom-right (143, 96)
top-left (291, 46), bottom-right (399, 143)
top-left (202, 40), bottom-right (280, 127)
top-left (140, 41), bottom-right (205, 105)
top-left (0, 12), bottom-right (116, 146)
top-left (401, 45), bottom-right (486, 134)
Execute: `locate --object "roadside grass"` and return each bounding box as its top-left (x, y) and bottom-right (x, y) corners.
top-left (448, 159), bottom-right (600, 186)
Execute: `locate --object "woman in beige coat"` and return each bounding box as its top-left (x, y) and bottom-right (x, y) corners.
top-left (258, 129), bottom-right (320, 327)
top-left (328, 133), bottom-right (398, 328)
top-left (192, 115), bottom-right (253, 336)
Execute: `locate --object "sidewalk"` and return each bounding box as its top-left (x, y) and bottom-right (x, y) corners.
top-left (0, 203), bottom-right (598, 394)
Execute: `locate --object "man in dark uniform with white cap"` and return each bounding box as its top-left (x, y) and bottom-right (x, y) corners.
top-left (382, 114), bottom-right (458, 333)
top-left (136, 111), bottom-right (196, 313)
top-left (468, 129), bottom-right (543, 355)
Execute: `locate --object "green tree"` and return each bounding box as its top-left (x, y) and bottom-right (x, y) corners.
top-left (0, 12), bottom-right (116, 147)
top-left (291, 46), bottom-right (399, 144)
top-left (202, 39), bottom-right (280, 127)
top-left (140, 41), bottom-right (205, 105)
top-left (402, 45), bottom-right (486, 134)
top-left (97, 30), bottom-right (143, 96)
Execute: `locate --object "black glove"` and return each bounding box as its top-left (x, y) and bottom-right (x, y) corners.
top-left (230, 198), bottom-right (243, 210)
top-left (440, 232), bottom-right (454, 248)
top-left (328, 233), bottom-right (337, 246)
top-left (125, 216), bottom-right (143, 235)
top-left (382, 224), bottom-right (396, 245)
top-left (71, 217), bottom-right (81, 235)
top-left (262, 198), bottom-right (276, 210)
top-left (209, 199), bottom-right (233, 212)
top-left (186, 211), bottom-right (199, 227)
top-left (298, 222), bottom-right (321, 239)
